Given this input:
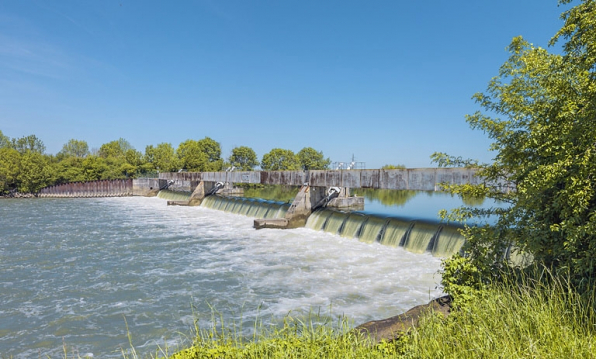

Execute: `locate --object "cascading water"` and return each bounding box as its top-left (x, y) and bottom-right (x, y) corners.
top-left (203, 195), bottom-right (465, 257)
top-left (340, 213), bottom-right (367, 238)
top-left (358, 216), bottom-right (387, 244)
top-left (430, 225), bottom-right (466, 257)
top-left (379, 218), bottom-right (412, 247)
top-left (322, 210), bottom-right (348, 234)
top-left (200, 195), bottom-right (290, 219)
top-left (305, 210), bottom-right (334, 231)
top-left (303, 209), bottom-right (465, 257)
top-left (403, 221), bottom-right (441, 254)
top-left (156, 189), bottom-right (192, 201)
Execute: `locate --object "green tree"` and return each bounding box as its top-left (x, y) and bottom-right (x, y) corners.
top-left (11, 134), bottom-right (45, 154)
top-left (55, 156), bottom-right (86, 183)
top-left (261, 148), bottom-right (300, 171)
top-left (17, 151), bottom-right (54, 193)
top-left (58, 139), bottom-right (89, 158)
top-left (81, 155), bottom-right (108, 181)
top-left (229, 146), bottom-right (259, 171)
top-left (198, 137), bottom-right (223, 171)
top-left (98, 138), bottom-right (133, 159)
top-left (0, 147), bottom-right (21, 193)
top-left (0, 130), bottom-right (10, 149)
top-left (177, 139), bottom-right (208, 172)
top-left (145, 143), bottom-right (179, 172)
top-left (176, 137), bottom-right (223, 172)
top-left (433, 0), bottom-right (596, 289)
top-left (297, 147), bottom-right (330, 170)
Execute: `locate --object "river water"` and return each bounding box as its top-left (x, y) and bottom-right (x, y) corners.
top-left (0, 197), bottom-right (443, 358)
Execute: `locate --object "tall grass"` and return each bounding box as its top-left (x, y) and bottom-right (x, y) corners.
top-left (165, 310), bottom-right (401, 359)
top-left (164, 271), bottom-right (596, 359)
top-left (406, 271), bottom-right (596, 358)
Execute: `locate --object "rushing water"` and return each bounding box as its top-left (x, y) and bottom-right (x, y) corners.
top-left (0, 197), bottom-right (442, 358)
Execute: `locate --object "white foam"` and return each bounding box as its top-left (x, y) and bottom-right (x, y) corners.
top-left (0, 196), bottom-right (443, 358)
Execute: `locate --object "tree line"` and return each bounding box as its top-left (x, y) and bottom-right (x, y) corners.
top-left (0, 131), bottom-right (331, 194)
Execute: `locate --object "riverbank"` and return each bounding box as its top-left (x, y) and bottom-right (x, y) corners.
top-left (162, 273), bottom-right (596, 358)
top-left (0, 191), bottom-right (36, 198)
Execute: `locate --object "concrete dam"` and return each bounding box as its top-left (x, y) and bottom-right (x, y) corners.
top-left (37, 168), bottom-right (487, 257)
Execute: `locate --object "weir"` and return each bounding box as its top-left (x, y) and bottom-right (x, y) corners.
top-left (34, 168), bottom-right (488, 251)
top-left (199, 195), bottom-right (466, 257)
top-left (35, 169), bottom-right (474, 257)
top-left (155, 168), bottom-right (494, 229)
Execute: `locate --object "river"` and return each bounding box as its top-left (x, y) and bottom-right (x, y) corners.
top-left (0, 196), bottom-right (443, 358)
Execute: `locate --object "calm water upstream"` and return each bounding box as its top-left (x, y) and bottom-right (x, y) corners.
top-left (0, 197), bottom-right (443, 358)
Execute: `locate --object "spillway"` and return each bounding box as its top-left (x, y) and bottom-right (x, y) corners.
top-left (199, 195), bottom-right (465, 257)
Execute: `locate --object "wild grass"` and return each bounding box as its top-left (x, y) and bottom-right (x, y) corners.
top-left (406, 271), bottom-right (596, 358)
top-left (159, 310), bottom-right (401, 359)
top-left (160, 271), bottom-right (596, 359)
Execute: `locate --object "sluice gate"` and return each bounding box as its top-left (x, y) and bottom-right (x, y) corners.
top-left (38, 179), bottom-right (134, 198)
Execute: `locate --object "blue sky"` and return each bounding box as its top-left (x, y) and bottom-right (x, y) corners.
top-left (0, 1), bottom-right (570, 168)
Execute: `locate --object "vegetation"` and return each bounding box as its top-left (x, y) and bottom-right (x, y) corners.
top-left (260, 148), bottom-right (301, 171)
top-left (158, 312), bottom-right (403, 359)
top-left (380, 164), bottom-right (406, 170)
top-left (121, 267), bottom-right (587, 359)
top-left (0, 133), bottom-right (332, 195)
top-left (229, 146), bottom-right (259, 171)
top-left (431, 0), bottom-right (596, 291)
top-left (296, 147), bottom-right (330, 171)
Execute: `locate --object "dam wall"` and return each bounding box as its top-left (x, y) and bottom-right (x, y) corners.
top-left (39, 179), bottom-right (133, 198)
top-left (158, 168), bottom-right (507, 191)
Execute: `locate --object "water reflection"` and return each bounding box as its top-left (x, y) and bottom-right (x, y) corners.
top-left (235, 185), bottom-right (494, 223)
top-left (351, 188), bottom-right (418, 207)
top-left (243, 185), bottom-right (299, 203)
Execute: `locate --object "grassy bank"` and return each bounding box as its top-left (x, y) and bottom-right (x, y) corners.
top-left (149, 273), bottom-right (596, 359)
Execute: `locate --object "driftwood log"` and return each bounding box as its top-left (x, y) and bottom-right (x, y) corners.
top-left (354, 295), bottom-right (452, 344)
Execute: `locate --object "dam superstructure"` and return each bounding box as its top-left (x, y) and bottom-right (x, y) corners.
top-left (35, 168), bottom-right (494, 257)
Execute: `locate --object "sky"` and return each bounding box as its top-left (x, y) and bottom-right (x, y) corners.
top-left (0, 0), bottom-right (572, 169)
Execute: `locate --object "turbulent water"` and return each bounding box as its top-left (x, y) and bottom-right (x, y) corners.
top-left (0, 197), bottom-right (442, 358)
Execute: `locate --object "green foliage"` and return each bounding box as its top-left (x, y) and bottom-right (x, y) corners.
top-left (405, 270), bottom-right (596, 358)
top-left (80, 155), bottom-right (109, 181)
top-left (58, 139), bottom-right (89, 159)
top-left (167, 312), bottom-right (401, 359)
top-left (177, 138), bottom-right (223, 172)
top-left (146, 143), bottom-right (179, 172)
top-left (261, 148), bottom-right (300, 171)
top-left (440, 255), bottom-right (485, 308)
top-left (198, 137), bottom-right (222, 166)
top-left (55, 156), bottom-right (86, 183)
top-left (433, 0), bottom-right (596, 290)
top-left (297, 147), bottom-right (330, 170)
top-left (0, 130), bottom-right (10, 149)
top-left (0, 147), bottom-right (21, 193)
top-left (381, 164), bottom-right (406, 169)
top-left (229, 146), bottom-right (259, 171)
top-left (98, 138), bottom-right (133, 159)
top-left (16, 151), bottom-right (54, 193)
top-left (11, 134), bottom-right (46, 154)
top-left (177, 139), bottom-right (209, 172)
